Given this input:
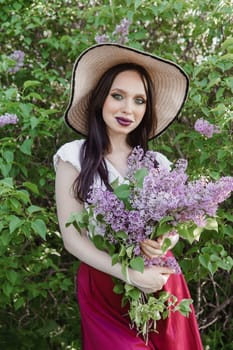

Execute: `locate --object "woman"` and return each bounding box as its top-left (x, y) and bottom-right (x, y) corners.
top-left (54, 44), bottom-right (203, 349)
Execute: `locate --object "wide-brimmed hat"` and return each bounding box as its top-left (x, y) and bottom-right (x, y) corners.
top-left (65, 43), bottom-right (189, 139)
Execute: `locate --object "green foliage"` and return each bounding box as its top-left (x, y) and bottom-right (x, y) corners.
top-left (0, 0), bottom-right (232, 348)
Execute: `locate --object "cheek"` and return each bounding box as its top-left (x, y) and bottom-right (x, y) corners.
top-left (103, 96), bottom-right (112, 113)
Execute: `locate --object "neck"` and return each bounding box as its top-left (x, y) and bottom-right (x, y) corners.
top-left (107, 133), bottom-right (131, 156)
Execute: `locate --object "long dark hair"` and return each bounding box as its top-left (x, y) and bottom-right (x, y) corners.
top-left (74, 63), bottom-right (157, 201)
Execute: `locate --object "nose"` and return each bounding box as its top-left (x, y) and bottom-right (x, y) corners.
top-left (122, 98), bottom-right (133, 114)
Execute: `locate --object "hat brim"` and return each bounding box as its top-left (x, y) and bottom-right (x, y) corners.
top-left (65, 43), bottom-right (189, 139)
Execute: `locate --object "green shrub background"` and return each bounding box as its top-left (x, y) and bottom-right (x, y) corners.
top-left (0, 1), bottom-right (232, 349)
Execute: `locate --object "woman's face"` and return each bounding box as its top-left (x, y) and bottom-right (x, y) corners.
top-left (102, 70), bottom-right (147, 138)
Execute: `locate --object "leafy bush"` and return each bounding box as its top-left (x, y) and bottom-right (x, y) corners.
top-left (0, 0), bottom-right (232, 349)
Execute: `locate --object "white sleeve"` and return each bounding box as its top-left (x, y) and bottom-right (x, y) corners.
top-left (155, 152), bottom-right (172, 170)
top-left (53, 139), bottom-right (84, 172)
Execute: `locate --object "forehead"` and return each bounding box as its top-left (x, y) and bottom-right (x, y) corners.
top-left (111, 70), bottom-right (146, 93)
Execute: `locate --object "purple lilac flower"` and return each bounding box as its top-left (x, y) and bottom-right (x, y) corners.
top-left (87, 146), bottom-right (233, 275)
top-left (112, 18), bottom-right (131, 44)
top-left (129, 148), bottom-right (233, 227)
top-left (145, 256), bottom-right (181, 274)
top-left (194, 118), bottom-right (220, 138)
top-left (127, 146), bottom-right (158, 181)
top-left (0, 113), bottom-right (18, 127)
top-left (95, 34), bottom-right (110, 44)
top-left (8, 50), bottom-right (25, 73)
top-left (88, 188), bottom-right (128, 232)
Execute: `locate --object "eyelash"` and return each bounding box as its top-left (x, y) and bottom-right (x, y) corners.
top-left (111, 93), bottom-right (146, 105)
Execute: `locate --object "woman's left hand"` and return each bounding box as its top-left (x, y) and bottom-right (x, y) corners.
top-left (140, 232), bottom-right (179, 259)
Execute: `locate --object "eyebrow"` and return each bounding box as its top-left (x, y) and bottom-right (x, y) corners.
top-left (110, 88), bottom-right (147, 98)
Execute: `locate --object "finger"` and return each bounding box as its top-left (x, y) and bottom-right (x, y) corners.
top-left (141, 246), bottom-right (163, 258)
top-left (161, 274), bottom-right (169, 286)
top-left (141, 239), bottom-right (161, 249)
top-left (152, 266), bottom-right (175, 274)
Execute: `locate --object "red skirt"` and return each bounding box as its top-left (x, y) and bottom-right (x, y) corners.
top-left (76, 256), bottom-right (203, 350)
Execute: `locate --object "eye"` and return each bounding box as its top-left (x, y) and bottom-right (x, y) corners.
top-left (135, 97), bottom-right (146, 105)
top-left (111, 93), bottom-right (123, 101)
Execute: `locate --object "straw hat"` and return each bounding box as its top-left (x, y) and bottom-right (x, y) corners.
top-left (65, 43), bottom-right (189, 139)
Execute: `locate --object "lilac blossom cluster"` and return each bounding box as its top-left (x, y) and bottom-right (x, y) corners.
top-left (147, 255), bottom-right (181, 274)
top-left (88, 186), bottom-right (179, 272)
top-left (194, 118), bottom-right (220, 138)
top-left (7, 50), bottom-right (25, 73)
top-left (112, 18), bottom-right (131, 44)
top-left (88, 147), bottom-right (233, 274)
top-left (88, 188), bottom-right (146, 244)
top-left (0, 113), bottom-right (18, 127)
top-left (127, 146), bottom-right (159, 180)
top-left (88, 188), bottom-right (128, 233)
top-left (130, 148), bottom-right (233, 227)
top-left (95, 34), bottom-right (110, 44)
top-left (95, 18), bottom-right (131, 45)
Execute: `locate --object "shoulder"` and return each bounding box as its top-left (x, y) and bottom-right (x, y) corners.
top-left (155, 151), bottom-right (172, 170)
top-left (53, 139), bottom-right (85, 172)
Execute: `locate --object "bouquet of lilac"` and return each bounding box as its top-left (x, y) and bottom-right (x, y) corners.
top-left (67, 146), bottom-right (233, 341)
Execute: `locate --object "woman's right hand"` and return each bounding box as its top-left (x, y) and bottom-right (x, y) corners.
top-left (128, 265), bottom-right (174, 294)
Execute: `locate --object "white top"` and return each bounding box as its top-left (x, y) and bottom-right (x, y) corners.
top-left (53, 139), bottom-right (171, 185)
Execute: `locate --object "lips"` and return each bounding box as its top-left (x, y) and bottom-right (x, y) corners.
top-left (116, 117), bottom-right (133, 126)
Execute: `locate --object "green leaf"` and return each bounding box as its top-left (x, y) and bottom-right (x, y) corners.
top-left (115, 231), bottom-right (128, 239)
top-left (0, 177), bottom-right (14, 188)
top-left (112, 253), bottom-right (119, 265)
top-left (161, 238), bottom-right (172, 253)
top-left (110, 177), bottom-right (120, 190)
top-left (2, 150), bottom-right (14, 163)
top-left (129, 256), bottom-right (144, 273)
top-left (221, 37), bottom-right (233, 50)
top-left (30, 116), bottom-right (39, 129)
top-left (23, 181), bottom-right (39, 194)
top-left (199, 254), bottom-right (209, 269)
top-left (5, 87), bottom-right (17, 100)
top-left (134, 168), bottom-right (148, 187)
top-left (92, 235), bottom-right (105, 250)
top-left (27, 205), bottom-right (43, 214)
top-left (31, 219), bottom-right (47, 240)
top-left (176, 298), bottom-right (193, 316)
top-left (126, 245), bottom-right (134, 258)
top-left (23, 80), bottom-right (41, 90)
top-left (204, 218), bottom-right (218, 231)
top-left (119, 245), bottom-right (126, 257)
top-left (113, 283), bottom-right (124, 294)
top-left (6, 270), bottom-right (18, 285)
top-left (19, 138), bottom-right (33, 155)
top-left (126, 287), bottom-right (141, 300)
top-left (177, 223), bottom-right (198, 244)
top-left (9, 215), bottom-right (23, 233)
top-left (2, 282), bottom-right (13, 297)
top-left (114, 184), bottom-right (130, 200)
top-left (156, 222), bottom-right (174, 237)
top-left (9, 198), bottom-right (21, 210)
top-left (0, 231), bottom-right (12, 246)
top-left (19, 103), bottom-right (33, 117)
top-left (192, 226), bottom-right (204, 241)
top-left (14, 297), bottom-right (25, 310)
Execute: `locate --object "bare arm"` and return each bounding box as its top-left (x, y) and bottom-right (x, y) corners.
top-left (55, 159), bottom-right (174, 293)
